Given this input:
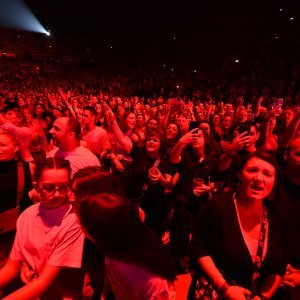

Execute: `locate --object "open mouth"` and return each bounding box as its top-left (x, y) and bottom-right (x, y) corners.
top-left (250, 185), bottom-right (264, 192)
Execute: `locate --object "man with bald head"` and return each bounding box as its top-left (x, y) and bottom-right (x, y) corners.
top-left (276, 137), bottom-right (300, 298)
top-left (48, 117), bottom-right (100, 178)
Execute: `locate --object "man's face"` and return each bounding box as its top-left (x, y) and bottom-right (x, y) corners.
top-left (82, 110), bottom-right (94, 126)
top-left (0, 134), bottom-right (18, 162)
top-left (236, 109), bottom-right (248, 123)
top-left (244, 126), bottom-right (259, 148)
top-left (49, 117), bottom-right (70, 147)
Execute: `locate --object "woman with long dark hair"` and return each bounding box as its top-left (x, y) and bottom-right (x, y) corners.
top-left (77, 193), bottom-right (176, 300)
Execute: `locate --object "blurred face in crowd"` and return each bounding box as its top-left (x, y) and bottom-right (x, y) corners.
top-left (52, 109), bottom-right (62, 119)
top-left (285, 138), bottom-right (300, 174)
top-left (125, 113), bottom-right (136, 130)
top-left (245, 125), bottom-right (260, 149)
top-left (82, 110), bottom-right (95, 126)
top-left (236, 108), bottom-right (248, 124)
top-left (166, 123), bottom-right (178, 139)
top-left (199, 122), bottom-right (210, 136)
top-left (136, 114), bottom-right (145, 127)
top-left (38, 168), bottom-right (70, 210)
top-left (146, 135), bottom-right (161, 154)
top-left (247, 112), bottom-right (254, 121)
top-left (196, 112), bottom-right (205, 122)
top-left (18, 97), bottom-right (27, 107)
top-left (147, 118), bottom-right (158, 132)
top-left (239, 156), bottom-right (276, 201)
top-left (212, 115), bottom-right (221, 126)
top-left (225, 103), bottom-right (233, 111)
top-left (191, 129), bottom-right (205, 150)
top-left (150, 107), bottom-right (158, 117)
top-left (5, 110), bottom-right (20, 126)
top-left (281, 109), bottom-right (294, 126)
top-left (0, 133), bottom-right (18, 162)
top-left (22, 108), bottom-right (33, 123)
top-left (95, 103), bottom-right (102, 113)
top-left (176, 115), bottom-right (189, 132)
top-left (116, 105), bottom-right (125, 118)
top-left (35, 105), bottom-right (44, 116)
top-left (77, 109), bottom-right (83, 124)
top-left (221, 116), bottom-right (233, 130)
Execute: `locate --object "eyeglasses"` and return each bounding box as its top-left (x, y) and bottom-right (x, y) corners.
top-left (40, 182), bottom-right (70, 195)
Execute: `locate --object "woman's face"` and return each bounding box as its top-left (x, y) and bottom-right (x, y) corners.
top-left (35, 105), bottom-right (44, 116)
top-left (166, 123), bottom-right (178, 139)
top-left (239, 157), bottom-right (276, 201)
top-left (222, 116), bottom-right (233, 129)
top-left (212, 115), bottom-right (220, 125)
top-left (95, 104), bottom-right (102, 113)
top-left (125, 113), bottom-right (136, 129)
top-left (136, 114), bottom-right (145, 126)
top-left (147, 119), bottom-right (158, 132)
top-left (199, 123), bottom-right (210, 136)
top-left (38, 168), bottom-right (70, 210)
top-left (18, 97), bottom-right (26, 107)
top-left (146, 136), bottom-right (161, 153)
top-left (0, 134), bottom-right (18, 162)
top-left (117, 105), bottom-right (125, 117)
top-left (22, 109), bottom-right (32, 122)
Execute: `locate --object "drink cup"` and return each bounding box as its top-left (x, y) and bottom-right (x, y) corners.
top-left (193, 178), bottom-right (204, 188)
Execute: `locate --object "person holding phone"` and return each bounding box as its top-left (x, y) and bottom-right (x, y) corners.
top-left (169, 128), bottom-right (219, 273)
top-left (218, 122), bottom-right (261, 190)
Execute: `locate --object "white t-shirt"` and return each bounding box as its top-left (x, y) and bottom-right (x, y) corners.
top-left (47, 145), bottom-right (100, 178)
top-left (105, 258), bottom-right (175, 300)
top-left (81, 126), bottom-right (111, 156)
top-left (10, 203), bottom-right (84, 275)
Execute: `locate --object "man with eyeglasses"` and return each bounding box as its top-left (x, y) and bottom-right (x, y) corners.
top-left (48, 117), bottom-right (100, 178)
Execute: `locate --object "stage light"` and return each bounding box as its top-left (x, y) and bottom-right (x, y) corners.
top-left (0, 0), bottom-right (49, 35)
top-left (46, 31), bottom-right (51, 36)
top-left (235, 59), bottom-right (240, 63)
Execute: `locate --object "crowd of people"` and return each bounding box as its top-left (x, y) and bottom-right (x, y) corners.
top-left (0, 52), bottom-right (300, 300)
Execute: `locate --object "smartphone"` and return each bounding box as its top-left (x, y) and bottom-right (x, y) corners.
top-left (238, 124), bottom-right (251, 135)
top-left (271, 98), bottom-right (283, 110)
top-left (189, 121), bottom-right (199, 132)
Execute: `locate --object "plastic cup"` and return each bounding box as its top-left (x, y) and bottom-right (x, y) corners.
top-left (193, 178), bottom-right (204, 188)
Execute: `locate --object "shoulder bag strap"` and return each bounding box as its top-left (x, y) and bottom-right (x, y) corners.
top-left (17, 161), bottom-right (25, 214)
top-left (252, 205), bottom-right (268, 291)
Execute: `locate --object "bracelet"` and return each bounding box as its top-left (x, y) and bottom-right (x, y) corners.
top-left (219, 281), bottom-right (230, 295)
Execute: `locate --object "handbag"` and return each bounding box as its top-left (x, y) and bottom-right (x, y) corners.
top-left (0, 162), bottom-right (24, 234)
top-left (191, 204), bottom-right (268, 300)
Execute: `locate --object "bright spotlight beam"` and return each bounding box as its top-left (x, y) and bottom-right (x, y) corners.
top-left (0, 0), bottom-right (49, 35)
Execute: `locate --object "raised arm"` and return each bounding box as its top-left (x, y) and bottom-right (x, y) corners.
top-left (103, 102), bottom-right (132, 154)
top-left (169, 128), bottom-right (199, 164)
